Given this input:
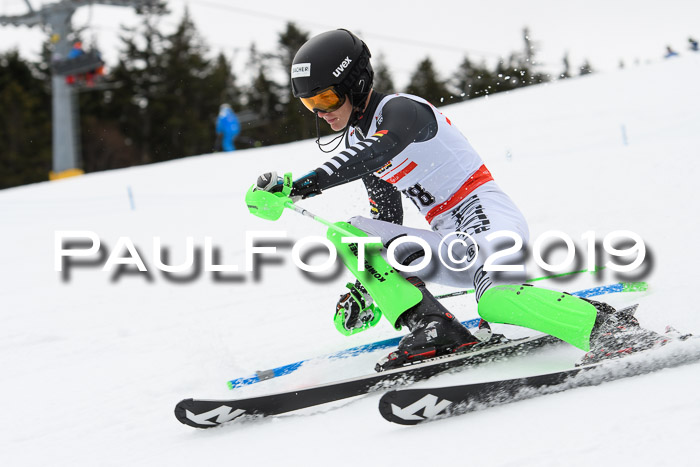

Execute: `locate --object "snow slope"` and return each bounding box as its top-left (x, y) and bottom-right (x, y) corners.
top-left (2, 55), bottom-right (700, 466)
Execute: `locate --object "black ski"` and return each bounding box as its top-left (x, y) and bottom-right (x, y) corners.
top-left (379, 335), bottom-right (700, 425)
top-left (175, 333), bottom-right (561, 428)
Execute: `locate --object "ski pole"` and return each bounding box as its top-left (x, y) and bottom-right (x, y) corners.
top-left (245, 172), bottom-right (374, 239)
top-left (435, 275), bottom-right (648, 300)
top-left (435, 266), bottom-right (608, 300)
top-left (284, 202), bottom-right (360, 238)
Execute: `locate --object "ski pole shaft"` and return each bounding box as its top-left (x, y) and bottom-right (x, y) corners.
top-left (285, 202), bottom-right (360, 238)
top-left (436, 276), bottom-right (648, 301)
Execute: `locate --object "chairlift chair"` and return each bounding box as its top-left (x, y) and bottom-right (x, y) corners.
top-left (52, 50), bottom-right (104, 76)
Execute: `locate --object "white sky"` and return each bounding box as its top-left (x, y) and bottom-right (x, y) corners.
top-left (1, 0), bottom-right (699, 89)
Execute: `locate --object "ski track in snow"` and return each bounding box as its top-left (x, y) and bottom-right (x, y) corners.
top-left (2, 56), bottom-right (700, 466)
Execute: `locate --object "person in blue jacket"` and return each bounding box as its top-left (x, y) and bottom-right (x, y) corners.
top-left (216, 104), bottom-right (241, 151)
top-left (689, 37), bottom-right (699, 52)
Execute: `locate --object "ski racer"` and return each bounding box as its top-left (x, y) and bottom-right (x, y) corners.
top-left (254, 29), bottom-right (666, 370)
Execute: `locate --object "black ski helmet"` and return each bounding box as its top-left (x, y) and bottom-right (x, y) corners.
top-left (291, 29), bottom-right (373, 109)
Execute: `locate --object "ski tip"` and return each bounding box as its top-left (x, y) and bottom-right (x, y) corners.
top-left (175, 398), bottom-right (254, 429)
top-left (378, 390), bottom-right (428, 426)
top-left (174, 398), bottom-right (197, 426)
top-left (378, 390), bottom-right (407, 425)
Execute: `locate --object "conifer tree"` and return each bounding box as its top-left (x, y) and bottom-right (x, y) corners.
top-left (452, 56), bottom-right (497, 99)
top-left (276, 23), bottom-right (315, 142)
top-left (517, 28), bottom-right (550, 86)
top-left (107, 5), bottom-right (168, 165)
top-left (0, 51), bottom-right (52, 188)
top-left (242, 43), bottom-right (284, 146)
top-left (494, 54), bottom-right (527, 91)
top-left (155, 8), bottom-right (215, 160)
top-left (209, 53), bottom-right (241, 110)
top-left (579, 59), bottom-right (594, 75)
top-left (373, 53), bottom-right (395, 93)
top-left (560, 52), bottom-right (571, 79)
top-left (405, 57), bottom-right (450, 106)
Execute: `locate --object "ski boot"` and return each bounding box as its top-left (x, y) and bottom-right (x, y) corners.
top-left (581, 299), bottom-right (670, 365)
top-left (473, 319), bottom-right (494, 343)
top-left (376, 277), bottom-right (481, 371)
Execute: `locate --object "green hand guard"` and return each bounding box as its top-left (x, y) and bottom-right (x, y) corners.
top-left (245, 172), bottom-right (293, 221)
top-left (333, 282), bottom-right (383, 336)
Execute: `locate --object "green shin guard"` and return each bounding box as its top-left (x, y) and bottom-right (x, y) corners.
top-left (327, 222), bottom-right (422, 330)
top-left (478, 284), bottom-right (598, 351)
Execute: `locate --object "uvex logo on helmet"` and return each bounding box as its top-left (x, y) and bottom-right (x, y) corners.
top-left (332, 56), bottom-right (352, 78)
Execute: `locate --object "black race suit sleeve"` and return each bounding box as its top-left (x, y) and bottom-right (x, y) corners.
top-left (361, 174), bottom-right (403, 224)
top-left (314, 97), bottom-right (437, 191)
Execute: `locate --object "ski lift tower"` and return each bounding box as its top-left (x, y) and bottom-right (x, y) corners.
top-left (0, 0), bottom-right (155, 180)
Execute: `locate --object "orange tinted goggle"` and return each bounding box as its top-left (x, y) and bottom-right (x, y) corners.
top-left (300, 87), bottom-right (346, 113)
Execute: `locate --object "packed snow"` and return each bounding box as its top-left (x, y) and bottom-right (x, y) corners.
top-left (2, 55), bottom-right (699, 466)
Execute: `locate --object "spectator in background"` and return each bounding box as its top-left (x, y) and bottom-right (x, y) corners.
top-left (65, 42), bottom-right (84, 85)
top-left (689, 37), bottom-right (699, 52)
top-left (664, 46), bottom-right (679, 58)
top-left (215, 104), bottom-right (241, 152)
top-left (67, 41), bottom-right (84, 60)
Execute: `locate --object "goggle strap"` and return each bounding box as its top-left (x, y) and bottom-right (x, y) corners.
top-left (314, 115), bottom-right (348, 154)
